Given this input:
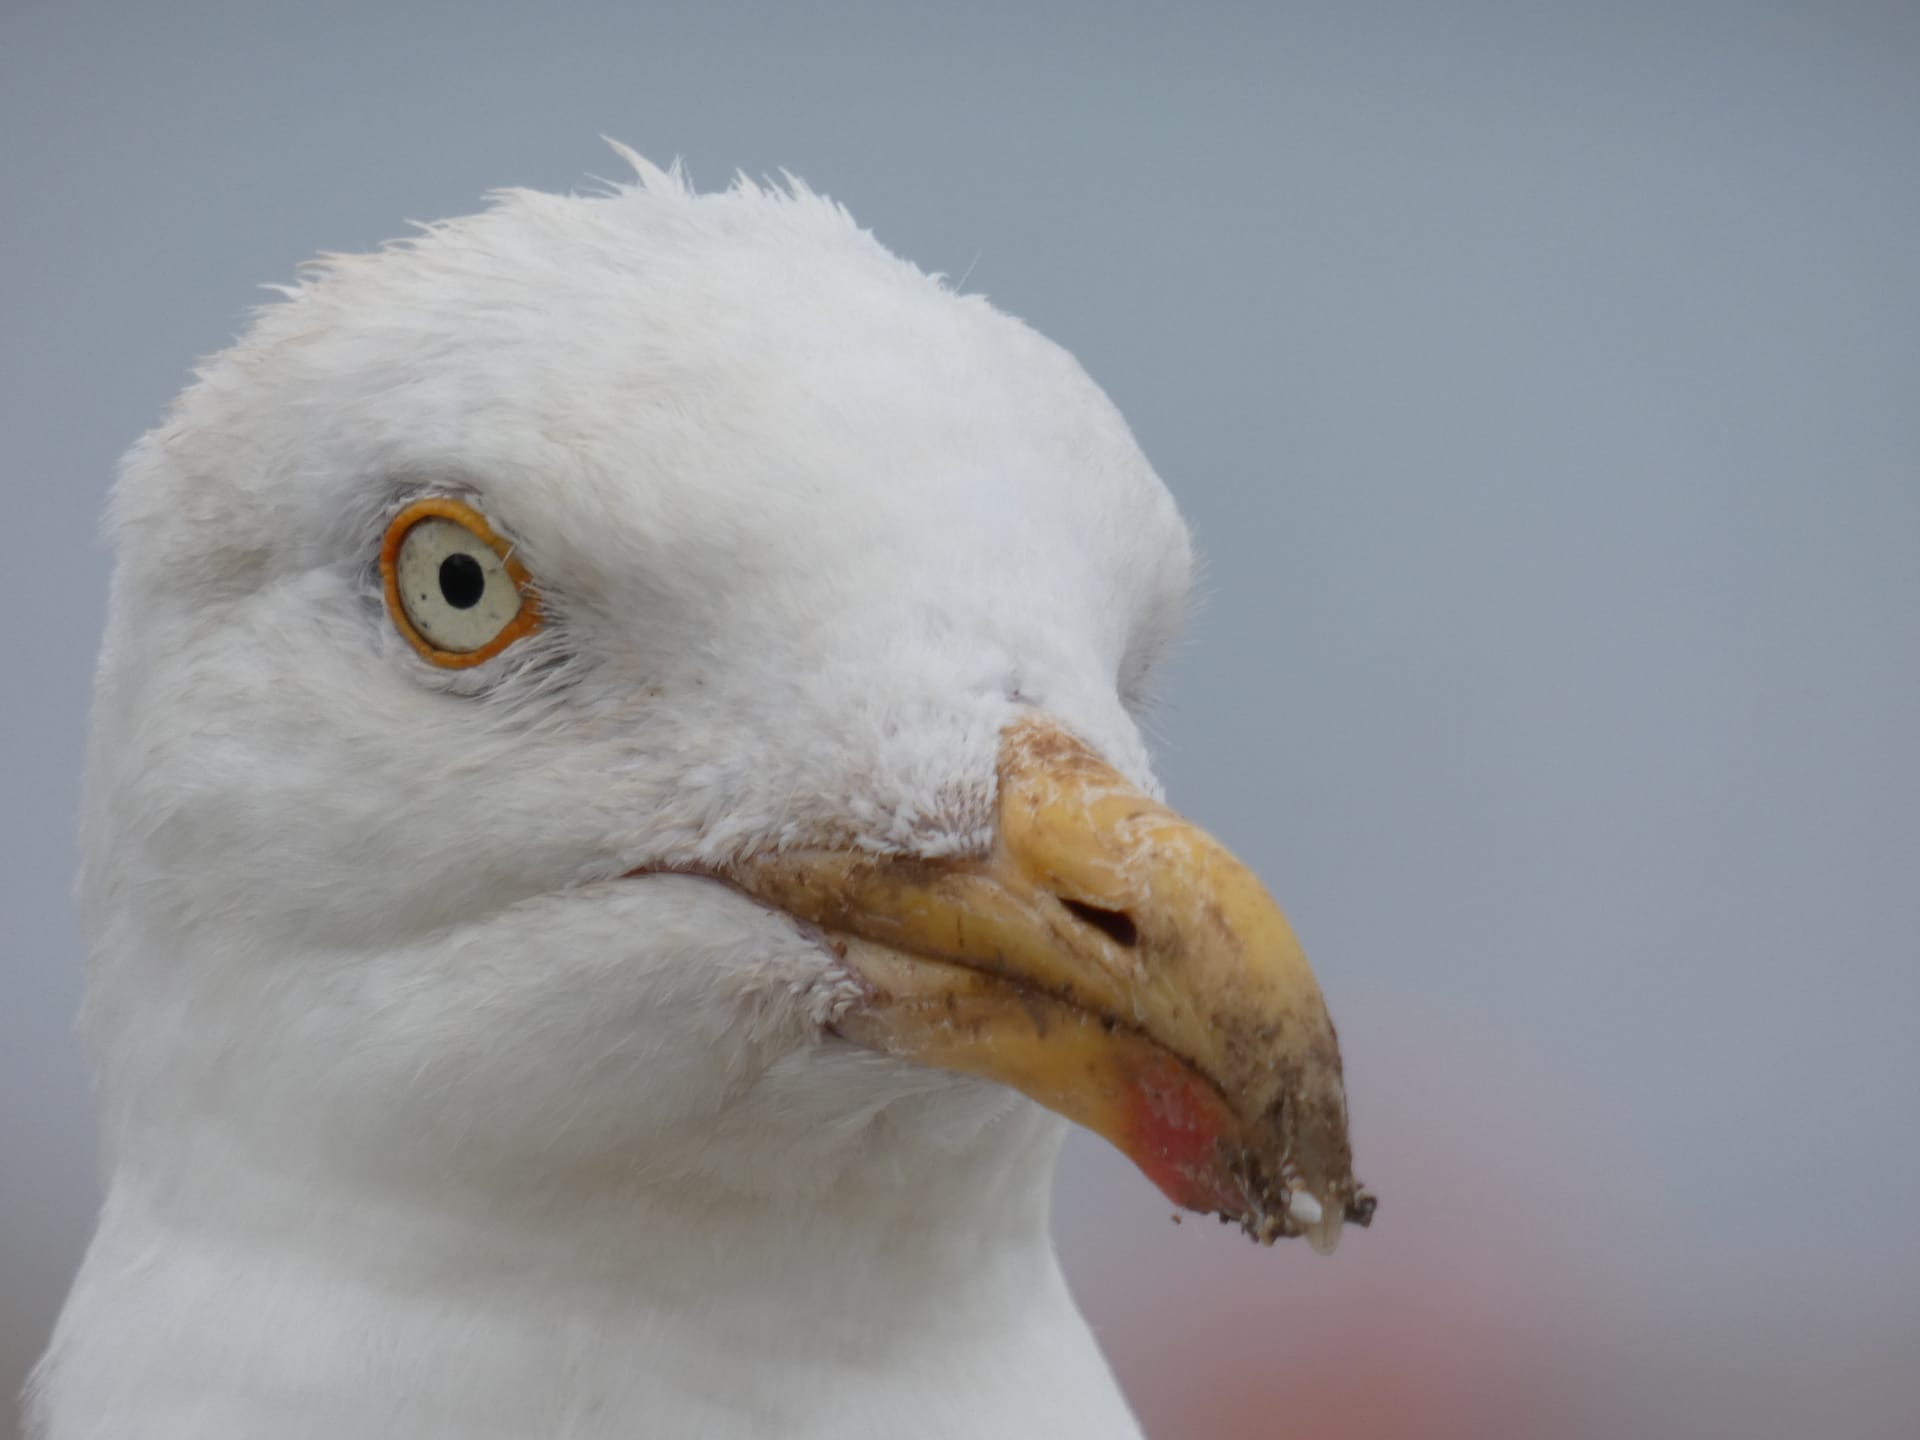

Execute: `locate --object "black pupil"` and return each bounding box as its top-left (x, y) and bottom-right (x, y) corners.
top-left (438, 552), bottom-right (486, 610)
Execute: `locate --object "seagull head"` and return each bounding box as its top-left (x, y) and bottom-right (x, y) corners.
top-left (79, 153), bottom-right (1370, 1267)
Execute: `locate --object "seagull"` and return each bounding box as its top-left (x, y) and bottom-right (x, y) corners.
top-left (30, 146), bottom-right (1372, 1440)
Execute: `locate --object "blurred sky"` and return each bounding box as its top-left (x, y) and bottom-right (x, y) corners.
top-left (3, 3), bottom-right (1917, 1436)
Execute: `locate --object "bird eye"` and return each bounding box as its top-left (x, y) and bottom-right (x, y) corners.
top-left (379, 498), bottom-right (541, 667)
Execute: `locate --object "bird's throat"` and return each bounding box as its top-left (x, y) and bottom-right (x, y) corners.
top-left (36, 1099), bottom-right (1136, 1440)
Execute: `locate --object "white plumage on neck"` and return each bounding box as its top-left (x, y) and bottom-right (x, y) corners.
top-left (53, 1074), bottom-right (1133, 1439)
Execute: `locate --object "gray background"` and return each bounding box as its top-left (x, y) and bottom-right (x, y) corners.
top-left (4, 3), bottom-right (1916, 1435)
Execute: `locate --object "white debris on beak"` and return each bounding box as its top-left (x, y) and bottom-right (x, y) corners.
top-left (1305, 1205), bottom-right (1346, 1256)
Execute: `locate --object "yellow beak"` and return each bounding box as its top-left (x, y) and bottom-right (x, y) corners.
top-left (729, 715), bottom-right (1374, 1250)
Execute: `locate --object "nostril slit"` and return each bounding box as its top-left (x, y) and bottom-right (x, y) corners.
top-left (1061, 899), bottom-right (1138, 948)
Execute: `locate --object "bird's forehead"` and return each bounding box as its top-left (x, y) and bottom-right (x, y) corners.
top-left (340, 189), bottom-right (1190, 667)
top-left (467, 195), bottom-right (1178, 573)
top-left (526, 307), bottom-right (1178, 638)
top-left (138, 180), bottom-right (1191, 719)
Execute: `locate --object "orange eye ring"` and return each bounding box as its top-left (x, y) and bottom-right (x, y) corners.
top-left (379, 497), bottom-right (543, 668)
